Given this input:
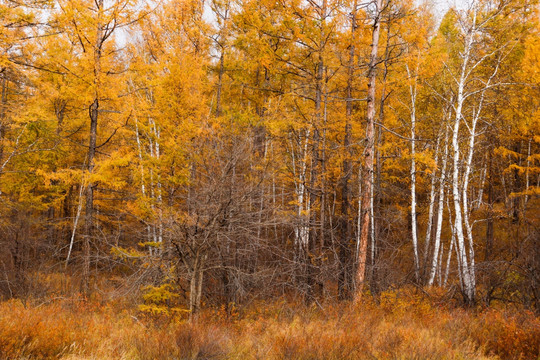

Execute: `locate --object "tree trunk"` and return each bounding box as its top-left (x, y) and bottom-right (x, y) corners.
top-left (82, 0), bottom-right (104, 295)
top-left (338, 0), bottom-right (356, 301)
top-left (449, 15), bottom-right (477, 304)
top-left (423, 135), bottom-right (441, 278)
top-left (406, 64), bottom-right (420, 282)
top-left (216, 51), bottom-right (225, 117)
top-left (485, 142), bottom-right (494, 262)
top-left (355, 0), bottom-right (382, 301)
top-left (189, 253), bottom-right (206, 322)
top-left (83, 97), bottom-right (99, 295)
top-left (0, 73), bottom-right (7, 164)
top-left (428, 127), bottom-right (449, 286)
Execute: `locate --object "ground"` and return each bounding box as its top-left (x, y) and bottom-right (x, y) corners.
top-left (0, 288), bottom-right (538, 359)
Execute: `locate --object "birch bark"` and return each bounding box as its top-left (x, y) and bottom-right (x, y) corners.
top-left (429, 126), bottom-right (449, 286)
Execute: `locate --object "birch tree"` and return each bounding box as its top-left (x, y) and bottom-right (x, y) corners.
top-left (435, 0), bottom-right (523, 303)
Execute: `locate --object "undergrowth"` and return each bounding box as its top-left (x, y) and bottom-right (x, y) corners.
top-left (0, 290), bottom-right (538, 360)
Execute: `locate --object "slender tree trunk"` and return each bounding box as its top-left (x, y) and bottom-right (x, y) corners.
top-left (443, 235), bottom-right (454, 287)
top-left (306, 0), bottom-right (327, 300)
top-left (423, 135), bottom-right (441, 276)
top-left (338, 0), bottom-right (356, 300)
top-left (452, 101), bottom-right (474, 303)
top-left (355, 0), bottom-right (382, 301)
top-left (150, 117), bottom-right (164, 249)
top-left (450, 18), bottom-right (477, 303)
top-left (428, 127), bottom-right (449, 286)
top-left (485, 142), bottom-right (494, 262)
top-left (356, 167), bottom-right (362, 260)
top-left (0, 73), bottom-right (7, 164)
top-left (134, 114), bottom-right (153, 251)
top-left (82, 0), bottom-right (105, 295)
top-left (369, 169), bottom-right (375, 276)
top-left (474, 162), bottom-right (486, 211)
top-left (525, 138), bottom-right (531, 205)
top-left (66, 181), bottom-right (85, 267)
top-left (320, 92), bottom-right (327, 250)
top-left (216, 51), bottom-right (225, 117)
top-left (462, 111), bottom-right (479, 287)
top-left (370, 24), bottom-right (390, 295)
top-left (196, 258), bottom-right (204, 316)
top-left (406, 64), bottom-right (420, 282)
top-left (291, 130), bottom-right (310, 252)
top-left (437, 242), bottom-right (444, 286)
top-left (307, 126), bottom-right (319, 301)
top-left (444, 196), bottom-right (456, 287)
top-left (84, 97), bottom-right (98, 295)
top-left (511, 141), bottom-right (522, 223)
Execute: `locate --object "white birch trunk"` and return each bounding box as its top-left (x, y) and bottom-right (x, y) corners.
top-left (66, 178), bottom-right (86, 267)
top-left (450, 12), bottom-right (476, 302)
top-left (452, 101), bottom-right (474, 301)
top-left (462, 109), bottom-right (478, 286)
top-left (148, 134), bottom-right (158, 248)
top-left (428, 127), bottom-right (449, 286)
top-left (150, 118), bottom-right (163, 247)
top-left (424, 136), bottom-right (440, 270)
top-left (474, 163), bottom-right (486, 211)
top-left (134, 114), bottom-right (153, 253)
top-left (437, 242), bottom-right (444, 286)
top-left (460, 45), bottom-right (499, 297)
top-left (406, 64), bottom-right (420, 281)
top-left (443, 234), bottom-right (454, 287)
top-left (291, 129), bottom-right (310, 251)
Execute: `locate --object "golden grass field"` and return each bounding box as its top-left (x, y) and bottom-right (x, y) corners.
top-left (1, 288), bottom-right (538, 360)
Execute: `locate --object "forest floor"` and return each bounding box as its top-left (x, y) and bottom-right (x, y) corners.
top-left (0, 287), bottom-right (538, 360)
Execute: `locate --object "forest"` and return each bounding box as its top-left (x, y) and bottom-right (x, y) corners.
top-left (0, 0), bottom-right (539, 358)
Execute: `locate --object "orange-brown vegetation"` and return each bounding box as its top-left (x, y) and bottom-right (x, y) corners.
top-left (1, 288), bottom-right (538, 360)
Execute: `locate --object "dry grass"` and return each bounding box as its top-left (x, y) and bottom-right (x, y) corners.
top-left (0, 290), bottom-right (538, 360)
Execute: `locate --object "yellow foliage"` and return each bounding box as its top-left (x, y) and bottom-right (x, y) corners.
top-left (138, 284), bottom-right (188, 318)
top-left (111, 246), bottom-right (145, 260)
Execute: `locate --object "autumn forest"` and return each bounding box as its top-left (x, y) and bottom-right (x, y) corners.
top-left (0, 0), bottom-right (539, 358)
